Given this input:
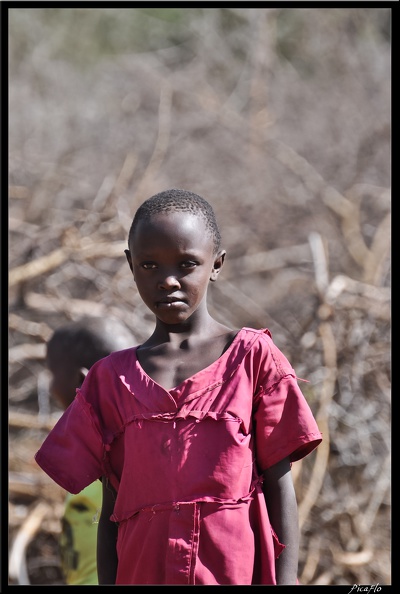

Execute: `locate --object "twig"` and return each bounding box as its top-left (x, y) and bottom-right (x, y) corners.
top-left (9, 343), bottom-right (46, 364)
top-left (9, 501), bottom-right (51, 585)
top-left (9, 410), bottom-right (60, 430)
top-left (299, 235), bottom-right (334, 530)
top-left (224, 243), bottom-right (312, 278)
top-left (363, 211), bottom-right (391, 285)
top-left (9, 241), bottom-right (127, 288)
top-left (9, 248), bottom-right (70, 287)
top-left (131, 80), bottom-right (172, 203)
top-left (308, 232), bottom-right (329, 295)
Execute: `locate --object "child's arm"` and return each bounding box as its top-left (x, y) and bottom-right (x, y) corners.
top-left (262, 456), bottom-right (299, 585)
top-left (97, 478), bottom-right (119, 584)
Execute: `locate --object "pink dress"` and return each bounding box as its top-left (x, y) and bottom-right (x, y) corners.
top-left (35, 327), bottom-right (322, 585)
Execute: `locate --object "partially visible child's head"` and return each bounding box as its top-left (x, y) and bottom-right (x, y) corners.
top-left (128, 189), bottom-right (222, 255)
top-left (46, 316), bottom-right (136, 410)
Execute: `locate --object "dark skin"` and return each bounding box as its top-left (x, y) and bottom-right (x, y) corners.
top-left (263, 458), bottom-right (299, 584)
top-left (97, 211), bottom-right (299, 584)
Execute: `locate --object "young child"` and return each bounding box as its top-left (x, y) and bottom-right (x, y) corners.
top-left (35, 189), bottom-right (322, 585)
top-left (44, 316), bottom-right (135, 585)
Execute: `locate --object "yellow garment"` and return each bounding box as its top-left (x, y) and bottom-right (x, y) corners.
top-left (59, 480), bottom-right (102, 585)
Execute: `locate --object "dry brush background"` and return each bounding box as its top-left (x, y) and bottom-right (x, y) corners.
top-left (8, 7), bottom-right (391, 586)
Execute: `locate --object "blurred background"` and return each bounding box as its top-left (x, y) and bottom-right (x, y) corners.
top-left (8, 7), bottom-right (391, 586)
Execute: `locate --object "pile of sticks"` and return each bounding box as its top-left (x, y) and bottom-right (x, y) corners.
top-left (9, 172), bottom-right (390, 584)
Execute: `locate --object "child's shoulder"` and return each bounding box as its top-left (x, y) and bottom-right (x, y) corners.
top-left (106, 346), bottom-right (138, 367)
top-left (88, 345), bottom-right (138, 375)
top-left (240, 326), bottom-right (273, 346)
top-left (239, 327), bottom-right (292, 370)
top-left (232, 327), bottom-right (277, 361)
top-left (108, 345), bottom-right (139, 358)
top-left (241, 326), bottom-right (272, 339)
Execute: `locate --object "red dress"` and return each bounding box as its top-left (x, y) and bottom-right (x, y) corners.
top-left (35, 327), bottom-right (322, 585)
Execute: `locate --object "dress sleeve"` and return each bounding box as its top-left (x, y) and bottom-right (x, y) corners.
top-left (34, 392), bottom-right (105, 494)
top-left (253, 335), bottom-right (322, 471)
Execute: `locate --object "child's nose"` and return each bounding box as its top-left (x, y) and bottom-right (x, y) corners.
top-left (158, 275), bottom-right (181, 290)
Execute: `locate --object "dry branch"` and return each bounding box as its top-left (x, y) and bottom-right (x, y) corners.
top-left (9, 241), bottom-right (127, 288)
top-left (9, 501), bottom-right (52, 585)
top-left (324, 274), bottom-right (390, 320)
top-left (363, 211), bottom-right (391, 285)
top-left (23, 291), bottom-right (106, 315)
top-left (298, 322), bottom-right (334, 530)
top-left (22, 291), bottom-right (151, 338)
top-left (111, 152), bottom-right (138, 206)
top-left (131, 81), bottom-right (172, 203)
top-left (225, 243), bottom-right (312, 278)
top-left (331, 546), bottom-right (373, 567)
top-left (9, 248), bottom-right (70, 287)
top-left (9, 343), bottom-right (47, 364)
top-left (9, 410), bottom-right (60, 430)
top-left (9, 313), bottom-right (53, 341)
top-left (266, 139), bottom-right (391, 278)
top-left (308, 232), bottom-right (329, 295)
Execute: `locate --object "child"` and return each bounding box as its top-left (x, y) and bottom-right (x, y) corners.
top-left (44, 316), bottom-right (135, 585)
top-left (35, 189), bottom-right (322, 585)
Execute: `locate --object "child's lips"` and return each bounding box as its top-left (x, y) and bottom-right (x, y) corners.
top-left (156, 296), bottom-right (186, 308)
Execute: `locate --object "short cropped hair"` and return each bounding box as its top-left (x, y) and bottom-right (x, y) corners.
top-left (128, 189), bottom-right (222, 254)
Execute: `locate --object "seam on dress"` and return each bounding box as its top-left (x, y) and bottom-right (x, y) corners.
top-left (189, 502), bottom-right (201, 584)
top-left (254, 373), bottom-right (297, 401)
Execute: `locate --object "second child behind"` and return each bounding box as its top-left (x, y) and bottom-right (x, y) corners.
top-left (45, 316), bottom-right (136, 585)
top-left (36, 188), bottom-right (323, 585)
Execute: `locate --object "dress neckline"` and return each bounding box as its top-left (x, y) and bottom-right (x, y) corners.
top-left (133, 328), bottom-right (244, 394)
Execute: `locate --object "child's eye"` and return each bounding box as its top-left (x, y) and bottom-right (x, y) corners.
top-left (180, 261), bottom-right (197, 269)
top-left (141, 262), bottom-right (157, 269)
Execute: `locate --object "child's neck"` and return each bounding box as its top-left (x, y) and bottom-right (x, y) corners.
top-left (147, 317), bottom-right (233, 349)
top-left (137, 323), bottom-right (239, 391)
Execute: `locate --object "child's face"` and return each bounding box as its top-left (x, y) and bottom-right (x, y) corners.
top-left (125, 211), bottom-right (225, 326)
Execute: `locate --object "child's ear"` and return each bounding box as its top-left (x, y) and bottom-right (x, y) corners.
top-left (210, 250), bottom-right (226, 282)
top-left (124, 249), bottom-right (134, 274)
